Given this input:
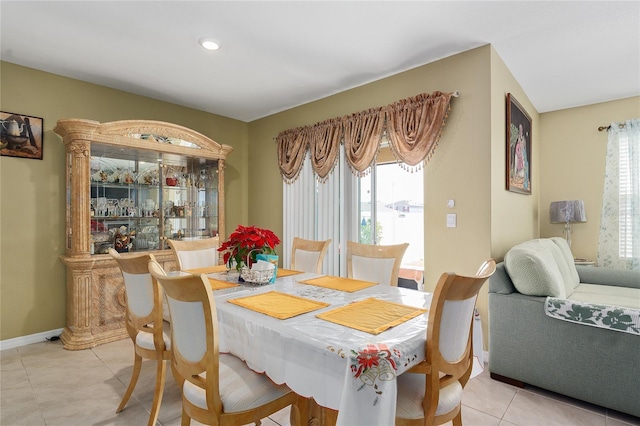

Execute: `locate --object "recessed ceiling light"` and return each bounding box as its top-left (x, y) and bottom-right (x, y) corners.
top-left (199, 38), bottom-right (220, 51)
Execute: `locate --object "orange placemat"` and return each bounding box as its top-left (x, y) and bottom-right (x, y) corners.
top-left (185, 265), bottom-right (228, 275)
top-left (228, 291), bottom-right (329, 319)
top-left (299, 276), bottom-right (377, 292)
top-left (277, 268), bottom-right (304, 278)
top-left (316, 298), bottom-right (427, 334)
top-left (208, 278), bottom-right (239, 291)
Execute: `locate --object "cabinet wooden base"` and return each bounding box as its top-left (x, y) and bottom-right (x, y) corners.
top-left (60, 326), bottom-right (128, 350)
top-left (60, 250), bottom-right (176, 350)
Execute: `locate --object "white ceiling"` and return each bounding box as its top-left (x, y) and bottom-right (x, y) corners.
top-left (1, 1), bottom-right (639, 122)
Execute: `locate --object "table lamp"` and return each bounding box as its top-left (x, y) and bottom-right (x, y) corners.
top-left (550, 200), bottom-right (587, 247)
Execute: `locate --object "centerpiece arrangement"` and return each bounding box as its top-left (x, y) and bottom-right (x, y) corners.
top-left (218, 225), bottom-right (280, 282)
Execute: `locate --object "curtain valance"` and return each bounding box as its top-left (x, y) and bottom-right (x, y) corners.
top-left (276, 90), bottom-right (455, 183)
top-left (277, 126), bottom-right (310, 183)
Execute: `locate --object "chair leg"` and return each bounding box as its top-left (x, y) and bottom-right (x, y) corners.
top-left (116, 352), bottom-right (143, 413)
top-left (147, 359), bottom-right (167, 426)
top-left (181, 409), bottom-right (190, 426)
top-left (452, 409), bottom-right (463, 426)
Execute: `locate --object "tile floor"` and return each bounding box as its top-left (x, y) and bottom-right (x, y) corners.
top-left (1, 338), bottom-right (639, 426)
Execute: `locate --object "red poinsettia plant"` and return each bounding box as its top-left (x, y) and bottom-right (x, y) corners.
top-left (218, 225), bottom-right (280, 271)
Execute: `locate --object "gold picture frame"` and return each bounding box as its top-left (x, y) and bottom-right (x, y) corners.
top-left (506, 94), bottom-right (531, 194)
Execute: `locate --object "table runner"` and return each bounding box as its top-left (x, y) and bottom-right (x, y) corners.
top-left (184, 265), bottom-right (228, 275)
top-left (299, 275), bottom-right (378, 292)
top-left (317, 297), bottom-right (427, 334)
top-left (277, 268), bottom-right (304, 278)
top-left (208, 278), bottom-right (239, 291)
top-left (228, 291), bottom-right (329, 319)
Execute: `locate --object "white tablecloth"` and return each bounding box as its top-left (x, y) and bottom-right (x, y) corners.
top-left (209, 272), bottom-right (432, 426)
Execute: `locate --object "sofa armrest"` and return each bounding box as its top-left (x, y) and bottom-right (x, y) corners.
top-left (488, 263), bottom-right (516, 294)
top-left (576, 265), bottom-right (640, 289)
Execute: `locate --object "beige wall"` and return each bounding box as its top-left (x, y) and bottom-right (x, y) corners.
top-left (0, 62), bottom-right (249, 340)
top-left (490, 48), bottom-right (540, 259)
top-left (539, 97), bottom-right (640, 261)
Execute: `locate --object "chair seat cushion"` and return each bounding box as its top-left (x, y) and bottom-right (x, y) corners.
top-left (183, 353), bottom-right (291, 412)
top-left (396, 373), bottom-right (463, 420)
top-left (135, 322), bottom-right (171, 351)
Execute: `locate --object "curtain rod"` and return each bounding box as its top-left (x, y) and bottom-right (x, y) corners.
top-left (598, 122), bottom-right (626, 132)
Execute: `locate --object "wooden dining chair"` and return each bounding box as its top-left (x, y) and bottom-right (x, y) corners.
top-left (168, 236), bottom-right (220, 271)
top-left (346, 241), bottom-right (409, 286)
top-left (148, 260), bottom-right (301, 426)
top-left (395, 259), bottom-right (496, 426)
top-left (290, 237), bottom-right (332, 273)
top-left (109, 249), bottom-right (171, 426)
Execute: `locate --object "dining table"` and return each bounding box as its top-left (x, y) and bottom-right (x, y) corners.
top-left (185, 266), bottom-right (433, 426)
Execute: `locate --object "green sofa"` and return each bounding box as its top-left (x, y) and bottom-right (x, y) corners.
top-left (488, 238), bottom-right (640, 418)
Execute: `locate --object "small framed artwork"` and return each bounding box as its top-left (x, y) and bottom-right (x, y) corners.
top-left (506, 93), bottom-right (531, 194)
top-left (1, 111), bottom-right (44, 160)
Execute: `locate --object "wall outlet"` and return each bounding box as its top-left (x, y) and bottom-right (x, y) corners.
top-left (446, 213), bottom-right (457, 228)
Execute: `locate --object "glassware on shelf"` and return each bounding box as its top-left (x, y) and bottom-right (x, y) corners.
top-left (142, 199), bottom-right (156, 217)
top-left (96, 197), bottom-right (107, 217)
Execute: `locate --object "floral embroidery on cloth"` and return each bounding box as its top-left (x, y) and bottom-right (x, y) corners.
top-left (350, 343), bottom-right (402, 405)
top-left (545, 297), bottom-right (640, 335)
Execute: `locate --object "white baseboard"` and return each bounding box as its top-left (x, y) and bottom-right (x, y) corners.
top-left (0, 328), bottom-right (64, 351)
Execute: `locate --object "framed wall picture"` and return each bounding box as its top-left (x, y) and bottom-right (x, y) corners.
top-left (1, 111), bottom-right (44, 160)
top-left (506, 94), bottom-right (531, 194)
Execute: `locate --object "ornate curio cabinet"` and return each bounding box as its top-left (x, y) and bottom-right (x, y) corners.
top-left (54, 119), bottom-right (233, 349)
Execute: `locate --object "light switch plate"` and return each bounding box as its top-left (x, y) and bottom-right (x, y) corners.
top-left (447, 213), bottom-right (457, 228)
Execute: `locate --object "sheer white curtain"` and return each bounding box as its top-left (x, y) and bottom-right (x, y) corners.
top-left (597, 118), bottom-right (640, 270)
top-left (283, 150), bottom-right (358, 276)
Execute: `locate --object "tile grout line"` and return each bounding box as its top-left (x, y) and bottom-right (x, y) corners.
top-left (17, 348), bottom-right (48, 426)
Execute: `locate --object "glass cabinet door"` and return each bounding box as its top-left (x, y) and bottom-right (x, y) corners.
top-left (87, 143), bottom-right (220, 254)
top-left (161, 157), bottom-right (219, 247)
top-left (89, 144), bottom-right (162, 254)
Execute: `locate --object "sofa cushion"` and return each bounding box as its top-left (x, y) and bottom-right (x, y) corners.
top-left (547, 237), bottom-right (580, 296)
top-left (505, 239), bottom-right (567, 298)
top-left (569, 283), bottom-right (640, 310)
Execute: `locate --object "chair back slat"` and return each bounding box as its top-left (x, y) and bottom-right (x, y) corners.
top-left (346, 241), bottom-right (409, 286)
top-left (168, 237), bottom-right (220, 270)
top-left (177, 247), bottom-right (219, 270)
top-left (294, 250), bottom-right (322, 273)
top-left (167, 298), bottom-right (208, 363)
top-left (351, 255), bottom-right (395, 285)
top-left (122, 271), bottom-right (155, 318)
top-left (291, 237), bottom-right (332, 273)
top-left (109, 249), bottom-right (159, 327)
top-left (439, 297), bottom-right (477, 362)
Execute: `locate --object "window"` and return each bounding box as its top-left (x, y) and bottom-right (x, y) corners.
top-left (283, 146), bottom-right (426, 282)
top-left (359, 164), bottom-right (423, 256)
top-left (597, 119), bottom-right (639, 270)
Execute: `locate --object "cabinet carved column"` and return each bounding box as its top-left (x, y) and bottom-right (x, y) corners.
top-left (67, 140), bottom-right (91, 257)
